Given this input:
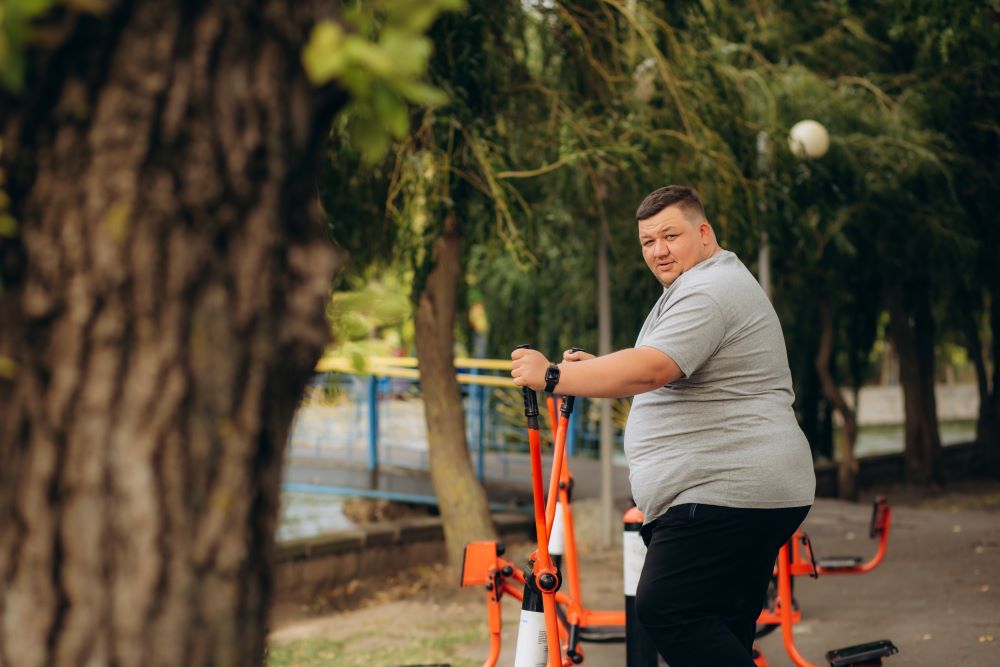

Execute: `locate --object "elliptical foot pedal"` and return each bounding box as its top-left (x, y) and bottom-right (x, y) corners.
top-left (576, 625), bottom-right (627, 643)
top-left (555, 604), bottom-right (626, 642)
top-left (826, 639), bottom-right (898, 666)
top-left (818, 555), bottom-right (863, 570)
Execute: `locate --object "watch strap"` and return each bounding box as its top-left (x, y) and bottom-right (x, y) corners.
top-left (544, 363), bottom-right (560, 393)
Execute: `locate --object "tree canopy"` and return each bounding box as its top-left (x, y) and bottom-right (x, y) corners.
top-left (325, 0), bottom-right (999, 491)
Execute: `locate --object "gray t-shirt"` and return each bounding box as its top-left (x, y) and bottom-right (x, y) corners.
top-left (624, 249), bottom-right (815, 522)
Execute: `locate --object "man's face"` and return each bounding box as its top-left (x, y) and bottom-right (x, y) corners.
top-left (638, 205), bottom-right (711, 287)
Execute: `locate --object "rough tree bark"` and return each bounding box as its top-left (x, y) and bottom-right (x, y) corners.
top-left (414, 216), bottom-right (496, 569)
top-left (0, 2), bottom-right (344, 665)
top-left (887, 278), bottom-right (944, 487)
top-left (815, 297), bottom-right (859, 500)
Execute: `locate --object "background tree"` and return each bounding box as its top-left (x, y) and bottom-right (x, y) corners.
top-left (702, 0), bottom-right (974, 490)
top-left (323, 0), bottom-right (549, 567)
top-left (884, 0), bottom-right (1000, 472)
top-left (314, 1), bottom-right (993, 576)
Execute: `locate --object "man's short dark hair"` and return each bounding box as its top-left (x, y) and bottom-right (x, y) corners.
top-left (636, 185), bottom-right (706, 222)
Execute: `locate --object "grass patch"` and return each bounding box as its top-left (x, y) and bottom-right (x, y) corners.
top-left (267, 626), bottom-right (483, 667)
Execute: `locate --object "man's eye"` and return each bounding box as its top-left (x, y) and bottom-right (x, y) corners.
top-left (666, 235), bottom-right (677, 241)
top-left (643, 240), bottom-right (653, 247)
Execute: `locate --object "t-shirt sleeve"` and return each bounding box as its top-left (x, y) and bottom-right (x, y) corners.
top-left (638, 290), bottom-right (726, 378)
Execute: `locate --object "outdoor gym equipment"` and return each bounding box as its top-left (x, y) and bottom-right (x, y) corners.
top-left (762, 537), bottom-right (899, 667)
top-left (462, 345), bottom-right (656, 666)
top-left (541, 394), bottom-right (630, 651)
top-left (757, 496), bottom-right (894, 637)
top-left (461, 345), bottom-right (563, 667)
top-left (753, 496), bottom-right (899, 667)
top-left (511, 369), bottom-right (562, 667)
top-left (462, 345), bottom-right (898, 666)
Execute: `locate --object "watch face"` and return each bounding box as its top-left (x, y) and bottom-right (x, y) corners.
top-left (545, 364), bottom-right (559, 391)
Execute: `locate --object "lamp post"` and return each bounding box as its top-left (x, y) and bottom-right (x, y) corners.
top-left (758, 120), bottom-right (830, 301)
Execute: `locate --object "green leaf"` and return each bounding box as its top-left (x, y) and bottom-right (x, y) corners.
top-left (384, 0), bottom-right (467, 32)
top-left (0, 213), bottom-right (17, 237)
top-left (101, 200), bottom-right (131, 242)
top-left (392, 79), bottom-right (449, 107)
top-left (379, 29), bottom-right (433, 77)
top-left (0, 355), bottom-right (18, 380)
top-left (348, 110), bottom-right (391, 164)
top-left (339, 67), bottom-right (373, 98)
top-left (342, 35), bottom-right (396, 78)
top-left (7, 0), bottom-right (57, 17)
top-left (0, 0), bottom-right (64, 92)
top-left (0, 29), bottom-right (26, 91)
top-left (301, 20), bottom-right (348, 85)
top-left (371, 86), bottom-right (409, 139)
top-left (349, 350), bottom-right (368, 374)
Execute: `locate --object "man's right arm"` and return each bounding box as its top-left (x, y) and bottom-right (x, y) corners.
top-left (554, 346), bottom-right (682, 398)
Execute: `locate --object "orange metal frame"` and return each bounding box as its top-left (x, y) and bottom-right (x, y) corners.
top-left (756, 498), bottom-right (894, 666)
top-left (756, 498), bottom-right (892, 630)
top-left (463, 377), bottom-right (894, 667)
top-left (526, 392), bottom-right (565, 667)
top-left (462, 390), bottom-right (624, 667)
top-left (544, 397), bottom-right (627, 632)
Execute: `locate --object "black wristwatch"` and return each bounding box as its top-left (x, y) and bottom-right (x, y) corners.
top-left (544, 363), bottom-right (561, 393)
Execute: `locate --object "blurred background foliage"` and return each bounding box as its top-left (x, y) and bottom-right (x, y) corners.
top-left (3, 0), bottom-right (992, 466)
top-left (320, 0), bottom-right (999, 468)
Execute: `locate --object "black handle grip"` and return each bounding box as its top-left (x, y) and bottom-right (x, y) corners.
top-left (513, 344), bottom-right (540, 420)
top-left (560, 395), bottom-right (576, 417)
top-left (522, 387), bottom-right (539, 419)
top-left (558, 346), bottom-right (582, 416)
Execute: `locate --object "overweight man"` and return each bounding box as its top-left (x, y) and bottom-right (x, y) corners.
top-left (511, 185), bottom-right (815, 666)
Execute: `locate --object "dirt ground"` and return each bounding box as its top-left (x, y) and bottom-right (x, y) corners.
top-left (269, 483), bottom-right (1000, 666)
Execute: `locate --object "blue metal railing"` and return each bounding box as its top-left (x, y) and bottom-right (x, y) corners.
top-left (287, 370), bottom-right (627, 482)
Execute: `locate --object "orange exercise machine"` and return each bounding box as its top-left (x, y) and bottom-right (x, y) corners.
top-left (754, 496), bottom-right (899, 666)
top-left (461, 346), bottom-right (566, 666)
top-left (757, 495), bottom-right (893, 636)
top-left (461, 344), bottom-right (899, 666)
top-left (461, 345), bottom-right (650, 666)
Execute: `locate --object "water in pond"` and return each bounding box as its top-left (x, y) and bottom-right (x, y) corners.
top-left (277, 492), bottom-right (354, 542)
top-left (844, 419), bottom-right (975, 458)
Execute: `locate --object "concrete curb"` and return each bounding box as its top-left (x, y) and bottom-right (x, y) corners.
top-left (275, 512), bottom-right (532, 600)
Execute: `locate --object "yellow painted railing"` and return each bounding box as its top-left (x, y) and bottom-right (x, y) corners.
top-left (315, 356), bottom-right (515, 388)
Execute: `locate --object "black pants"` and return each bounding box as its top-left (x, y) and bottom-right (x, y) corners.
top-left (635, 503), bottom-right (810, 667)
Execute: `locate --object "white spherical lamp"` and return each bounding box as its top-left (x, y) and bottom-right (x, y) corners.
top-left (788, 120), bottom-right (830, 159)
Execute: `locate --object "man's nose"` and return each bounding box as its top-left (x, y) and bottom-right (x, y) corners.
top-left (653, 239), bottom-right (670, 256)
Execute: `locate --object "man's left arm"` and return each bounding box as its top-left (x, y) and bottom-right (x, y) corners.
top-left (511, 347), bottom-right (682, 398)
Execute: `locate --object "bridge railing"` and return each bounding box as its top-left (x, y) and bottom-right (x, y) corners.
top-left (286, 356), bottom-right (627, 482)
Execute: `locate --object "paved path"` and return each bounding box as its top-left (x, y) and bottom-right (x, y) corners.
top-left (472, 498), bottom-right (1000, 666)
top-left (269, 495), bottom-right (1000, 666)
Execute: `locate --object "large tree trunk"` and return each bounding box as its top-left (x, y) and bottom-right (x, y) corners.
top-left (977, 270), bottom-right (1000, 473)
top-left (987, 279), bottom-right (1000, 470)
top-left (957, 283), bottom-right (999, 472)
top-left (0, 3), bottom-right (343, 665)
top-left (815, 297), bottom-right (859, 500)
top-left (887, 278), bottom-right (944, 487)
top-left (414, 217), bottom-right (496, 569)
